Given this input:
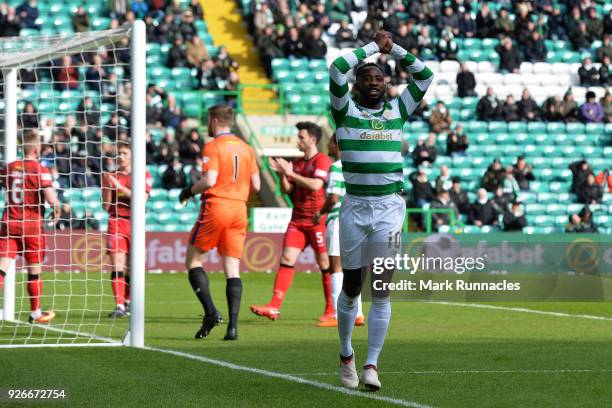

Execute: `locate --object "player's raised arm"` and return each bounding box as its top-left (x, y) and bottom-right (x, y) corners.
top-left (329, 32), bottom-right (390, 125)
top-left (388, 42), bottom-right (434, 120)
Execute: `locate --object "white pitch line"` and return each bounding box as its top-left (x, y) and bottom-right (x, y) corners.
top-left (143, 346), bottom-right (433, 408)
top-left (287, 369), bottom-right (612, 376)
top-left (429, 301), bottom-right (612, 322)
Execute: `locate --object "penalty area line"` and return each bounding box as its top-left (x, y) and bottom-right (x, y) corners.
top-left (288, 368), bottom-right (612, 376)
top-left (429, 302), bottom-right (612, 322)
top-left (143, 346), bottom-right (433, 408)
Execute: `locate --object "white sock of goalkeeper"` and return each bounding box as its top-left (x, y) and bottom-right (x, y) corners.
top-left (337, 290), bottom-right (359, 357)
top-left (357, 294), bottom-right (363, 317)
top-left (365, 296), bottom-right (391, 367)
top-left (330, 272), bottom-right (343, 318)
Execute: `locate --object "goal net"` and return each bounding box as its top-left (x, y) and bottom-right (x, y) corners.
top-left (0, 22), bottom-right (146, 348)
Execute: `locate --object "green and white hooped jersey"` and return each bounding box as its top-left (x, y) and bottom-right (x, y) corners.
top-left (329, 42), bottom-right (434, 196)
top-left (326, 160), bottom-right (345, 223)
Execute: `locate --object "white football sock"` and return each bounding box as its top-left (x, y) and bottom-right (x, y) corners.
top-left (357, 294), bottom-right (364, 317)
top-left (331, 272), bottom-right (343, 318)
top-left (365, 296), bottom-right (391, 367)
top-left (337, 290), bottom-right (359, 357)
top-left (30, 309), bottom-right (41, 320)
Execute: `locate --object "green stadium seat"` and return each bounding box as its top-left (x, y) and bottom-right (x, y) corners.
top-left (526, 203), bottom-right (546, 214)
top-left (462, 225), bottom-right (482, 234)
top-left (481, 38), bottom-right (499, 49)
top-left (148, 189), bottom-right (168, 202)
top-left (289, 59), bottom-right (309, 70)
top-left (527, 122), bottom-right (546, 133)
top-left (585, 123), bottom-right (604, 135)
top-left (537, 192), bottom-right (556, 203)
top-left (565, 123), bottom-right (585, 134)
top-left (546, 204), bottom-right (567, 215)
top-left (507, 122), bottom-right (527, 133)
top-left (308, 59), bottom-right (327, 71)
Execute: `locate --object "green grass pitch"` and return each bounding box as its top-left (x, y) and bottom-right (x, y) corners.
top-left (2, 272), bottom-right (612, 407)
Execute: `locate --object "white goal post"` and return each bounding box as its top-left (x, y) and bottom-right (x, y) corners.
top-left (0, 21), bottom-right (146, 348)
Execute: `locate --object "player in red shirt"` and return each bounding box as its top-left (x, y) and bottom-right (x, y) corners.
top-left (0, 132), bottom-right (61, 324)
top-left (102, 141), bottom-right (152, 318)
top-left (250, 122), bottom-right (335, 323)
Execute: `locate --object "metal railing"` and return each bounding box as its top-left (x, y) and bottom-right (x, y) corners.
top-left (404, 208), bottom-right (460, 233)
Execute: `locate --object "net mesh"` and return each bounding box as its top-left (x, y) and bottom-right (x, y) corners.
top-left (0, 26), bottom-right (134, 346)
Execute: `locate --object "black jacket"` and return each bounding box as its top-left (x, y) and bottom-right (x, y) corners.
top-left (469, 201), bottom-right (499, 225)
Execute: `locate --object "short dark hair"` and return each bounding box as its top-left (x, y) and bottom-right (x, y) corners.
top-left (208, 104), bottom-right (234, 127)
top-left (296, 121), bottom-right (322, 143)
top-left (23, 131), bottom-right (39, 154)
top-left (117, 141), bottom-right (130, 151)
top-left (355, 62), bottom-right (384, 78)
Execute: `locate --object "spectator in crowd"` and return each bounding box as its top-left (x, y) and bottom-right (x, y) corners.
top-left (524, 31), bottom-right (547, 62)
top-left (469, 188), bottom-right (499, 227)
top-left (71, 152), bottom-right (97, 188)
top-left (86, 54), bottom-right (107, 91)
top-left (542, 95), bottom-right (563, 122)
top-left (438, 4), bottom-right (460, 36)
top-left (177, 9), bottom-right (197, 41)
top-left (578, 206), bottom-right (599, 233)
top-left (456, 62), bottom-right (476, 97)
top-left (395, 22), bottom-right (418, 55)
top-left (496, 36), bottom-right (521, 73)
top-left (483, 159), bottom-right (504, 192)
top-left (446, 124), bottom-right (469, 156)
top-left (146, 132), bottom-right (156, 165)
top-left (417, 25), bottom-right (435, 58)
top-left (130, 0), bottom-right (148, 19)
top-left (560, 90), bottom-right (580, 122)
top-left (161, 156), bottom-right (187, 190)
top-left (213, 46), bottom-right (239, 80)
top-left (500, 94), bottom-right (520, 122)
top-left (77, 96), bottom-right (100, 126)
top-left (548, 7), bottom-right (567, 40)
top-left (565, 213), bottom-right (585, 232)
top-left (357, 20), bottom-right (375, 46)
top-left (15, 0), bottom-right (38, 30)
top-left (0, 5), bottom-right (21, 37)
top-left (459, 11), bottom-right (476, 38)
top-left (595, 169), bottom-right (612, 193)
top-left (188, 0), bottom-right (203, 20)
top-left (578, 57), bottom-right (600, 86)
top-left (257, 26), bottom-right (283, 75)
top-left (436, 29), bottom-right (458, 60)
top-left (159, 129), bottom-right (179, 159)
top-left (597, 35), bottom-right (612, 62)
top-left (54, 55), bottom-right (80, 90)
top-left (179, 129), bottom-right (202, 164)
top-left (571, 21), bottom-right (594, 53)
top-left (409, 0), bottom-right (437, 25)
top-left (513, 156), bottom-right (535, 190)
top-left (477, 87), bottom-right (501, 121)
top-left (495, 9), bottom-right (514, 37)
top-left (168, 36), bottom-right (189, 68)
top-left (605, 10), bottom-right (612, 35)
top-left (578, 173), bottom-right (603, 204)
top-left (189, 156), bottom-right (203, 185)
top-left (569, 159), bottom-right (591, 194)
top-left (284, 26), bottom-right (305, 58)
top-left (187, 36), bottom-right (208, 68)
top-left (72, 6), bottom-right (89, 32)
top-left (155, 144), bottom-right (173, 165)
top-left (599, 56), bottom-right (612, 86)
top-left (566, 207), bottom-right (598, 233)
top-left (304, 27), bottom-right (327, 59)
top-left (517, 89), bottom-right (540, 121)
top-left (435, 165), bottom-right (453, 193)
top-left (601, 90), bottom-right (612, 122)
top-left (160, 94), bottom-right (182, 129)
top-left (502, 166), bottom-right (520, 200)
top-left (412, 134), bottom-right (437, 167)
top-left (224, 71), bottom-right (240, 108)
top-left (430, 189), bottom-right (459, 230)
top-left (428, 101), bottom-right (452, 133)
top-left (503, 200), bottom-right (527, 232)
top-left (580, 91), bottom-right (605, 123)
top-left (19, 101), bottom-right (38, 130)
top-left (450, 177), bottom-right (470, 214)
top-left (155, 13), bottom-right (175, 44)
top-left (253, 3), bottom-right (273, 32)
top-left (146, 93), bottom-right (161, 124)
top-left (409, 170), bottom-right (436, 208)
top-left (335, 20), bottom-right (355, 48)
top-left (196, 58), bottom-right (218, 90)
top-left (476, 2), bottom-right (496, 38)
top-left (585, 7), bottom-right (603, 39)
